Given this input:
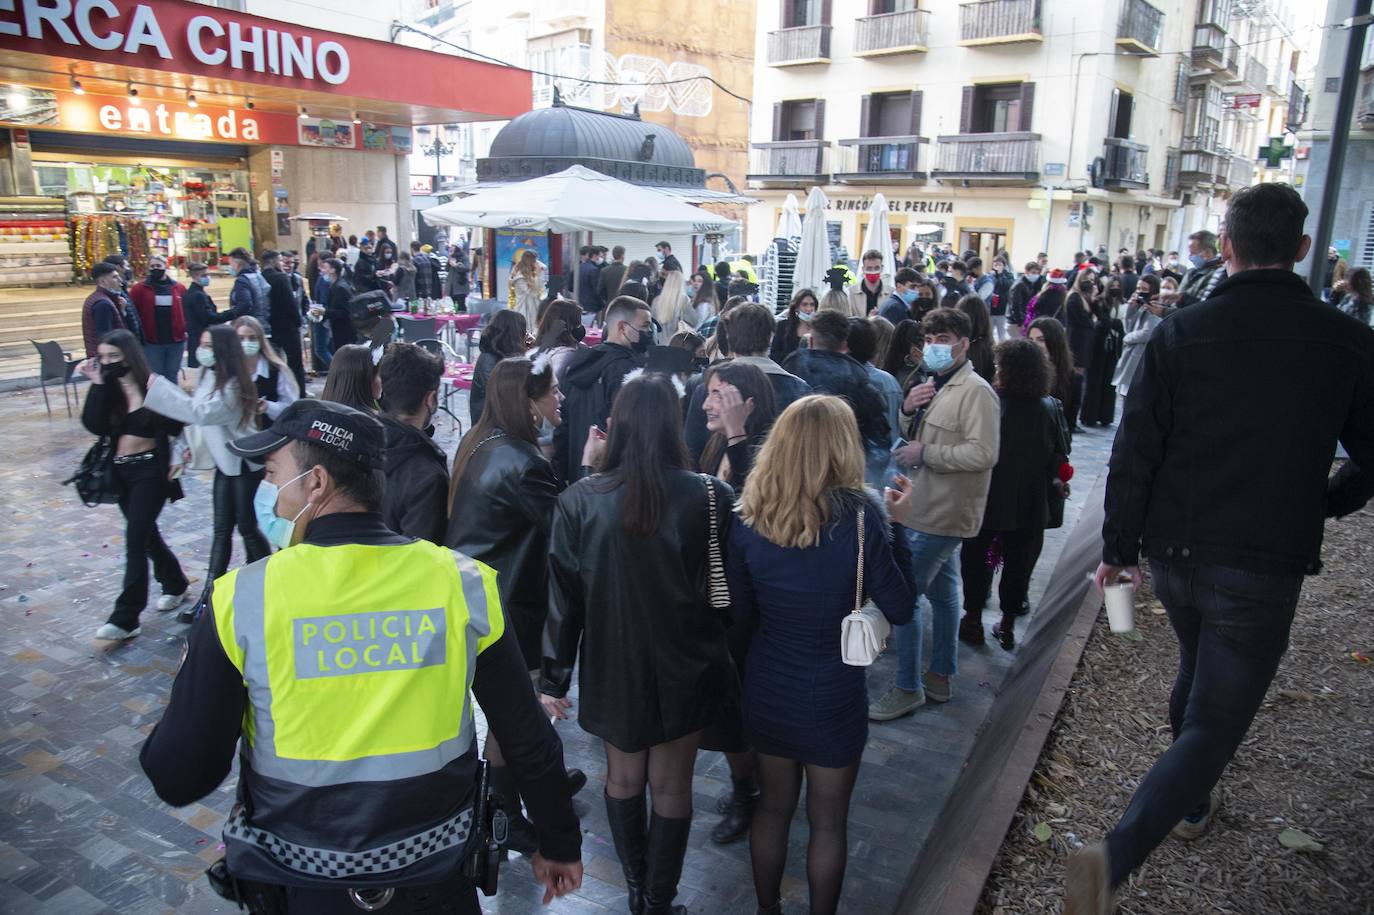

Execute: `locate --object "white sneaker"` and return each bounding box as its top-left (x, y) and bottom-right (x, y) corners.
top-left (155, 591), bottom-right (188, 612)
top-left (95, 623), bottom-right (141, 641)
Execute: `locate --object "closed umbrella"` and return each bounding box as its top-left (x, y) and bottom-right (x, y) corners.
top-left (793, 186), bottom-right (831, 295)
top-left (861, 193), bottom-right (897, 291)
top-left (777, 192), bottom-right (802, 241)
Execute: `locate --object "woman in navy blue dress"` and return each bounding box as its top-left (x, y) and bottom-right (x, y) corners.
top-left (728, 394), bottom-right (916, 915)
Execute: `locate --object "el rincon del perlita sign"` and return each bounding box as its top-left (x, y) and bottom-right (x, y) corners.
top-left (828, 198), bottom-right (955, 214)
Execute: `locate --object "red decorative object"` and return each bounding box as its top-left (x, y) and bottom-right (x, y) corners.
top-left (1058, 462), bottom-right (1075, 483)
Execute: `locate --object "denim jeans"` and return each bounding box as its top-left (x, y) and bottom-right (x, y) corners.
top-left (143, 341), bottom-right (184, 383)
top-left (1106, 560), bottom-right (1302, 887)
top-left (892, 529), bottom-right (964, 692)
top-left (310, 319), bottom-right (333, 372)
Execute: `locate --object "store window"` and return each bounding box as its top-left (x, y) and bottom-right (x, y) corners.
top-left (35, 160), bottom-right (251, 273)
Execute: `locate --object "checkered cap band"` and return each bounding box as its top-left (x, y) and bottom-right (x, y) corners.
top-left (224, 804), bottom-right (474, 879)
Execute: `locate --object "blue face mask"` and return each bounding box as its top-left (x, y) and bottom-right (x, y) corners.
top-left (254, 468), bottom-right (315, 550)
top-left (197, 276), bottom-right (211, 287)
top-left (899, 289), bottom-right (918, 305)
top-left (1189, 253), bottom-right (1206, 268)
top-left (797, 309), bottom-right (815, 322)
top-left (923, 342), bottom-right (956, 374)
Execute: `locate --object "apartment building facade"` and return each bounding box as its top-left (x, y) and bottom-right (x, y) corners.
top-left (744, 0), bottom-right (1288, 266)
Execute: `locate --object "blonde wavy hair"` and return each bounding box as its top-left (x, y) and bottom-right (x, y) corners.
top-left (652, 269), bottom-right (687, 330)
top-left (738, 395), bottom-right (866, 549)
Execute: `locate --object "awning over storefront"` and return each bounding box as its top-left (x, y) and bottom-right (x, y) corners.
top-left (0, 0), bottom-right (529, 127)
top-left (421, 165), bottom-right (738, 235)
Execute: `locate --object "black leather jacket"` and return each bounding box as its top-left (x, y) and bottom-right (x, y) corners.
top-left (447, 432), bottom-right (560, 668)
top-left (540, 469), bottom-right (738, 752)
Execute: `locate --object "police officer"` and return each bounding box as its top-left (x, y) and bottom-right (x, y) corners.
top-left (140, 400), bottom-right (582, 913)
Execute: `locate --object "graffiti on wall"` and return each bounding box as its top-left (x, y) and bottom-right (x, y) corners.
top-left (546, 52), bottom-right (714, 118)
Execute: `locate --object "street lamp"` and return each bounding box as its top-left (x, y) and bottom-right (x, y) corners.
top-left (415, 125), bottom-right (457, 195)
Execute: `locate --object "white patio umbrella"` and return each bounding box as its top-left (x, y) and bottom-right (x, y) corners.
top-left (792, 186), bottom-right (831, 295)
top-left (861, 193), bottom-right (898, 291)
top-left (777, 192), bottom-right (802, 241)
top-left (420, 164), bottom-right (736, 235)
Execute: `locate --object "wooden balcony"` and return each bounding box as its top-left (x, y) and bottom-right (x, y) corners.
top-left (854, 9), bottom-right (931, 56)
top-left (1192, 23), bottom-right (1228, 71)
top-left (1101, 138), bottom-right (1149, 191)
top-left (931, 132), bottom-right (1041, 185)
top-left (1178, 136), bottom-right (1219, 187)
top-left (834, 136), bottom-right (929, 184)
top-left (957, 0), bottom-right (1042, 46)
top-left (767, 25), bottom-right (833, 66)
top-left (747, 141), bottom-right (831, 185)
top-left (1116, 0), bottom-right (1163, 56)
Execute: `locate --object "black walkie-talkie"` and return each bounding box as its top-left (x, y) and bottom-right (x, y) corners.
top-left (464, 759), bottom-right (506, 896)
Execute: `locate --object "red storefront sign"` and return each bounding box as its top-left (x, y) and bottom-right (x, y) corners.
top-left (0, 89), bottom-right (415, 151)
top-left (0, 0), bottom-right (529, 119)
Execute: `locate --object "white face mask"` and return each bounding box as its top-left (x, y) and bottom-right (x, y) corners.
top-left (196, 346), bottom-right (215, 367)
top-left (241, 340), bottom-right (261, 357)
top-left (253, 468), bottom-right (315, 550)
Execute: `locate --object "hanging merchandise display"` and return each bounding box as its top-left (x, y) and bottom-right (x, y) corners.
top-left (71, 214), bottom-right (150, 279)
top-left (0, 197), bottom-right (73, 288)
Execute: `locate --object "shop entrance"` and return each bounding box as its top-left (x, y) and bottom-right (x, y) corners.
top-left (955, 217), bottom-right (1015, 265)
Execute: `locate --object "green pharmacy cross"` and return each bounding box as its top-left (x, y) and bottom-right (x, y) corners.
top-left (1258, 136), bottom-right (1293, 168)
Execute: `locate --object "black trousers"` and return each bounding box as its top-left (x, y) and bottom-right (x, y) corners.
top-left (205, 467), bottom-right (271, 588)
top-left (1106, 560), bottom-right (1302, 886)
top-left (960, 527), bottom-right (1045, 619)
top-left (273, 328), bottom-right (307, 395)
top-left (110, 457), bottom-right (188, 630)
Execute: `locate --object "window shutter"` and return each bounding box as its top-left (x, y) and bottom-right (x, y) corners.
top-left (859, 94), bottom-right (873, 137)
top-left (909, 90), bottom-right (924, 135)
top-left (780, 0), bottom-right (790, 28)
top-left (1019, 82), bottom-right (1036, 132)
top-left (821, 0), bottom-right (832, 25)
top-left (772, 102), bottom-right (785, 141)
top-left (960, 86), bottom-right (975, 134)
top-left (1361, 202), bottom-right (1374, 269)
top-left (814, 99), bottom-right (826, 139)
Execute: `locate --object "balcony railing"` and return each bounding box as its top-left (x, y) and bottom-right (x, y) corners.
top-left (1192, 22), bottom-right (1227, 70)
top-left (767, 25), bottom-right (832, 65)
top-left (854, 9), bottom-right (931, 55)
top-left (1179, 135), bottom-right (1220, 187)
top-left (1219, 37), bottom-right (1242, 79)
top-left (747, 141), bottom-right (831, 182)
top-left (1286, 80), bottom-right (1307, 130)
top-left (1102, 137), bottom-right (1149, 190)
top-left (1116, 0), bottom-right (1163, 55)
top-left (1244, 57), bottom-right (1267, 92)
top-left (931, 132), bottom-right (1041, 182)
top-left (958, 0), bottom-right (1042, 45)
top-left (1173, 60), bottom-right (1189, 109)
top-left (1163, 148), bottom-right (1181, 197)
top-left (834, 136), bottom-right (930, 181)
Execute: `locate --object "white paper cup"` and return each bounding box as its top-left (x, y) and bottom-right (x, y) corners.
top-left (1104, 583), bottom-right (1136, 632)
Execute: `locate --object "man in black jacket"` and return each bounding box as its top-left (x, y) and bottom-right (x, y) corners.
top-left (781, 309), bottom-right (890, 452)
top-left (553, 295), bottom-right (651, 483)
top-left (1068, 183), bottom-right (1374, 914)
top-left (260, 250), bottom-right (306, 393)
top-left (182, 262), bottom-right (230, 368)
top-left (227, 247), bottom-right (272, 334)
top-left (378, 344), bottom-right (448, 544)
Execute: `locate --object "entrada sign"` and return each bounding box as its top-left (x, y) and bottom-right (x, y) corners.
top-left (0, 0), bottom-right (349, 84)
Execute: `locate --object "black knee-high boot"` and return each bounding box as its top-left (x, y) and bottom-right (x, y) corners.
top-left (604, 793), bottom-right (648, 914)
top-left (643, 812), bottom-right (692, 915)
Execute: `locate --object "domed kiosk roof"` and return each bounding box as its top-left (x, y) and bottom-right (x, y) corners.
top-left (477, 99), bottom-right (705, 188)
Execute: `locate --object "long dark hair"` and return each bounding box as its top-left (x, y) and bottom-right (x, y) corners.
top-left (99, 329), bottom-right (152, 423)
top-left (1029, 317), bottom-right (1074, 408)
top-left (882, 319), bottom-right (924, 379)
top-left (205, 324), bottom-right (257, 427)
top-left (597, 374), bottom-right (690, 538)
top-left (479, 309), bottom-right (528, 358)
top-left (699, 360), bottom-right (778, 475)
top-left (955, 294), bottom-right (995, 381)
top-left (535, 298), bottom-right (583, 350)
top-left (321, 344), bottom-right (378, 413)
top-left (449, 357), bottom-right (553, 513)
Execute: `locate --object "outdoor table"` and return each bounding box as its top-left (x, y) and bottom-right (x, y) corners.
top-left (584, 328), bottom-right (604, 347)
top-left (438, 361), bottom-right (475, 433)
top-left (434, 312), bottom-right (482, 354)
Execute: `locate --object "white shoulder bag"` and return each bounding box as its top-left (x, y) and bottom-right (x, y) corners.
top-left (840, 509), bottom-right (891, 666)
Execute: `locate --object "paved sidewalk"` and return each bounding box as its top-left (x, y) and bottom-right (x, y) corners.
top-left (0, 380), bottom-right (1116, 914)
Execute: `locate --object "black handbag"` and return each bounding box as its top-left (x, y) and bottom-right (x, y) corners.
top-left (63, 436), bottom-right (120, 507)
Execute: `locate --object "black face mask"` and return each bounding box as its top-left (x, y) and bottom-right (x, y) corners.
top-left (571, 324), bottom-right (586, 343)
top-left (147, 268), bottom-right (166, 282)
top-left (101, 361), bottom-right (129, 380)
top-left (692, 356), bottom-right (710, 373)
top-left (629, 326), bottom-right (652, 354)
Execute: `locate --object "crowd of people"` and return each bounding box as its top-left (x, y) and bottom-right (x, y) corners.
top-left (69, 185), bottom-right (1372, 915)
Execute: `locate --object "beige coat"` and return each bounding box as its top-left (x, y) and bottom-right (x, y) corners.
top-left (895, 359), bottom-right (1000, 538)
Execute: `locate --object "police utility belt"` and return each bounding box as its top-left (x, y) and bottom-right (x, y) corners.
top-left (207, 761), bottom-right (510, 913)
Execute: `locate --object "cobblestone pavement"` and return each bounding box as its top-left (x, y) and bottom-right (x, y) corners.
top-left (0, 379), bottom-right (1117, 914)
